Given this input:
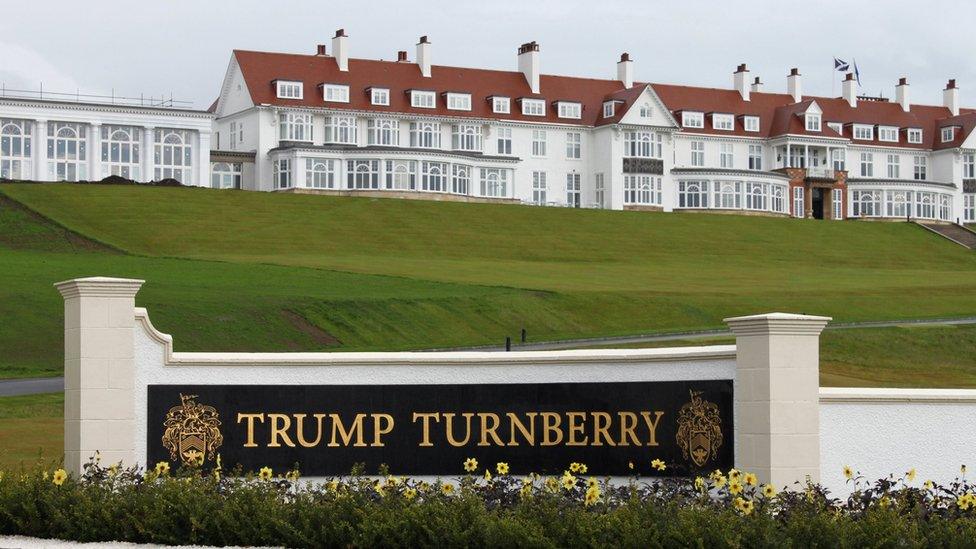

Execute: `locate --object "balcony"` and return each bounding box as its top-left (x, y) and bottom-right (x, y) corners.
top-left (805, 166), bottom-right (836, 179)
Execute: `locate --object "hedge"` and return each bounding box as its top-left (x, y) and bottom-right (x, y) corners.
top-left (1, 457), bottom-right (975, 547)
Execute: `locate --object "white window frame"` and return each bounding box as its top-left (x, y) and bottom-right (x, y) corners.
top-left (322, 84), bottom-right (350, 103)
top-left (832, 188), bottom-right (843, 220)
top-left (279, 112), bottom-right (314, 142)
top-left (346, 159), bottom-right (380, 189)
top-left (719, 143), bottom-right (734, 168)
top-left (748, 144), bottom-right (762, 171)
top-left (446, 93), bottom-right (472, 111)
top-left (682, 111), bottom-right (704, 128)
top-left (853, 125), bottom-right (873, 141)
top-left (0, 118), bottom-right (33, 180)
top-left (805, 113), bottom-right (821, 132)
top-left (366, 118), bottom-right (398, 146)
top-left (690, 141), bottom-right (705, 167)
top-left (942, 127), bottom-right (956, 143)
top-left (451, 164), bottom-right (471, 195)
top-left (743, 116), bottom-right (760, 132)
top-left (531, 130), bottom-right (547, 157)
top-left (827, 122), bottom-right (844, 135)
top-left (410, 90), bottom-right (436, 109)
top-left (878, 126), bottom-right (898, 143)
top-left (48, 122), bottom-right (88, 182)
top-left (677, 180), bottom-right (709, 208)
top-left (409, 122), bottom-right (441, 149)
top-left (385, 160), bottom-right (417, 191)
top-left (305, 158), bottom-right (337, 189)
top-left (421, 161), bottom-right (449, 192)
top-left (370, 88), bottom-right (390, 106)
top-left (713, 113), bottom-right (734, 131)
top-left (964, 194), bottom-right (975, 223)
top-left (566, 132), bottom-right (581, 159)
top-left (624, 131), bottom-right (661, 159)
top-left (913, 155), bottom-right (927, 181)
top-left (594, 173), bottom-right (606, 208)
top-left (557, 101), bottom-right (582, 119)
top-left (522, 99), bottom-right (546, 117)
top-left (886, 154), bottom-right (900, 179)
top-left (566, 172), bottom-right (581, 207)
top-left (907, 128), bottom-right (923, 144)
top-left (793, 186), bottom-right (804, 218)
top-left (100, 125), bottom-right (141, 180)
top-left (273, 158), bottom-right (291, 189)
top-left (276, 81), bottom-right (303, 100)
top-left (152, 128), bottom-right (191, 183)
top-left (451, 124), bottom-right (482, 152)
top-left (859, 152), bottom-right (874, 177)
top-left (324, 115), bottom-right (357, 145)
top-left (492, 97), bottom-right (511, 114)
top-left (602, 102), bottom-right (614, 118)
top-left (963, 153), bottom-right (975, 179)
top-left (532, 171), bottom-right (547, 204)
top-left (714, 181), bottom-right (741, 210)
top-left (496, 127), bottom-right (512, 155)
top-left (211, 162), bottom-right (242, 189)
top-left (479, 168), bottom-right (509, 198)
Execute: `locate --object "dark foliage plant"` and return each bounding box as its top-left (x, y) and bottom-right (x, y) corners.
top-left (1, 457), bottom-right (975, 548)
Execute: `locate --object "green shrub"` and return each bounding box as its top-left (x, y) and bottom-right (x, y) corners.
top-left (1, 458), bottom-right (975, 547)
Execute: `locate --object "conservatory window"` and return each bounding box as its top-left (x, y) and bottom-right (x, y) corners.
top-left (0, 119), bottom-right (33, 180)
top-left (47, 122), bottom-right (88, 182)
top-left (100, 126), bottom-right (141, 180)
top-left (714, 181), bottom-right (741, 209)
top-left (385, 160), bottom-right (417, 190)
top-left (480, 168), bottom-right (509, 197)
top-left (346, 159), bottom-right (380, 189)
top-left (677, 181), bottom-right (709, 208)
top-left (211, 162), bottom-right (242, 189)
top-left (305, 158), bottom-right (337, 189)
top-left (452, 164), bottom-right (471, 195)
top-left (421, 161), bottom-right (448, 192)
top-left (153, 129), bottom-right (192, 183)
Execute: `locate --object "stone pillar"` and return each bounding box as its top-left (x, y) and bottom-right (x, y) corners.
top-left (89, 122), bottom-right (101, 182)
top-left (142, 126), bottom-right (155, 182)
top-left (33, 119), bottom-right (48, 181)
top-left (725, 312), bottom-right (831, 489)
top-left (55, 277), bottom-right (144, 475)
top-left (197, 129), bottom-right (212, 188)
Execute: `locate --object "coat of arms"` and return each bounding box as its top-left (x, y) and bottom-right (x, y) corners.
top-left (675, 390), bottom-right (723, 467)
top-left (161, 393), bottom-right (223, 466)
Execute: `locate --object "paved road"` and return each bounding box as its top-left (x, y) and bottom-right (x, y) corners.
top-left (3, 316), bottom-right (976, 397)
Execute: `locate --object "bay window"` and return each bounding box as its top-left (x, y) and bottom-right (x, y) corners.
top-left (624, 175), bottom-right (661, 206)
top-left (366, 118), bottom-right (397, 146)
top-left (273, 158), bottom-right (291, 189)
top-left (677, 181), bottom-right (709, 208)
top-left (325, 115), bottom-right (357, 144)
top-left (852, 190), bottom-right (881, 217)
top-left (385, 160), bottom-right (416, 190)
top-left (421, 161), bottom-right (448, 191)
top-left (624, 131), bottom-right (661, 158)
top-left (346, 159), bottom-right (380, 189)
top-left (964, 153), bottom-right (975, 178)
top-left (211, 162), bottom-right (242, 189)
top-left (451, 124), bottom-right (482, 151)
top-left (451, 164), bottom-right (471, 195)
top-left (306, 158), bottom-right (337, 189)
top-left (745, 182), bottom-right (767, 210)
top-left (714, 181), bottom-right (741, 209)
top-left (480, 168), bottom-right (509, 197)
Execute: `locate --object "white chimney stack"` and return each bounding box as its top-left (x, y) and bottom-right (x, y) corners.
top-left (944, 79), bottom-right (959, 116)
top-left (895, 77), bottom-right (910, 112)
top-left (332, 29), bottom-right (348, 72)
top-left (842, 72), bottom-right (857, 108)
top-left (787, 68), bottom-right (802, 103)
top-left (750, 76), bottom-right (763, 93)
top-left (518, 41), bottom-right (540, 94)
top-left (617, 53), bottom-right (634, 89)
top-left (733, 63), bottom-right (750, 101)
top-left (416, 36), bottom-right (432, 78)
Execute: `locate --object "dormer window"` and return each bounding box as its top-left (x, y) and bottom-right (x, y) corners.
top-left (557, 101), bottom-right (582, 119)
top-left (446, 93), bottom-right (472, 111)
top-left (521, 98), bottom-right (545, 116)
top-left (878, 126), bottom-right (898, 142)
top-left (492, 96), bottom-right (510, 114)
top-left (743, 116), bottom-right (760, 132)
top-left (941, 127), bottom-right (956, 143)
top-left (410, 90), bottom-right (436, 108)
top-left (682, 111), bottom-right (704, 128)
top-left (805, 113), bottom-right (821, 132)
top-left (276, 80), bottom-right (303, 100)
top-left (853, 124), bottom-right (873, 140)
top-left (907, 128), bottom-right (923, 144)
top-left (827, 122), bottom-right (843, 135)
top-left (713, 113), bottom-right (734, 130)
top-left (322, 84), bottom-right (349, 103)
top-left (370, 88), bottom-right (390, 106)
top-left (602, 101), bottom-right (615, 118)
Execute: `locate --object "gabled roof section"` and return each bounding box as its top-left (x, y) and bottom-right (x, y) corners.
top-left (934, 112), bottom-right (976, 150)
top-left (767, 100), bottom-right (843, 139)
top-left (232, 49), bottom-right (628, 126)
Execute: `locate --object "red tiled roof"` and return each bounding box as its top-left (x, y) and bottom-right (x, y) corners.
top-left (232, 50), bottom-right (635, 126)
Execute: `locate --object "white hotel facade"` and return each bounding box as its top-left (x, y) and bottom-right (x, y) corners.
top-left (2, 30), bottom-right (975, 223)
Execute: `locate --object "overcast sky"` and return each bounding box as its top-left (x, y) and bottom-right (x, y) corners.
top-left (1, 0), bottom-right (973, 109)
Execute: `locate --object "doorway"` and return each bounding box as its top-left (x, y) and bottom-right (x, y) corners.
top-left (812, 188), bottom-right (825, 220)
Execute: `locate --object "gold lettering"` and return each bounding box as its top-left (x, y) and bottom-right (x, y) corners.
top-left (444, 413), bottom-right (475, 447)
top-left (478, 413), bottom-right (505, 446)
top-left (618, 411), bottom-right (640, 446)
top-left (641, 411), bottom-right (665, 446)
top-left (267, 413), bottom-right (295, 448)
top-left (372, 413), bottom-right (394, 447)
top-left (566, 412), bottom-right (589, 446)
top-left (412, 412), bottom-right (440, 447)
top-left (507, 412), bottom-right (537, 446)
top-left (329, 413), bottom-right (367, 447)
top-left (236, 413), bottom-right (264, 448)
top-left (294, 413), bottom-right (326, 447)
top-left (540, 412), bottom-right (563, 446)
top-left (591, 412), bottom-right (616, 446)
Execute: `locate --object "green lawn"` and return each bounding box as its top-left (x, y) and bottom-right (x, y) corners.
top-left (2, 183), bottom-right (976, 383)
top-left (0, 392), bottom-right (62, 470)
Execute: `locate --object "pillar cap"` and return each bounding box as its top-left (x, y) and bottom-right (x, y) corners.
top-left (724, 312), bottom-right (831, 336)
top-left (54, 277), bottom-right (145, 299)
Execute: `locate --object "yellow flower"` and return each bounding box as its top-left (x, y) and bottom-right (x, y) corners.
top-left (496, 462), bottom-right (509, 475)
top-left (735, 497), bottom-right (754, 515)
top-left (52, 468), bottom-right (68, 487)
top-left (713, 474), bottom-right (727, 489)
top-left (484, 469), bottom-right (492, 481)
top-left (285, 470), bottom-right (301, 482)
top-left (520, 484), bottom-right (532, 498)
top-left (728, 469), bottom-right (740, 481)
top-left (154, 462), bottom-right (170, 476)
top-left (628, 461), bottom-right (634, 471)
top-left (42, 471), bottom-right (49, 480)
top-left (586, 477), bottom-right (598, 489)
top-left (958, 493), bottom-right (975, 510)
top-left (762, 484), bottom-right (777, 498)
top-left (578, 464), bottom-right (588, 474)
top-left (545, 477), bottom-right (560, 493)
top-left (326, 480), bottom-right (339, 493)
top-left (213, 469), bottom-right (221, 482)
top-left (843, 465), bottom-right (853, 480)
top-left (522, 475), bottom-right (534, 485)
top-left (729, 480), bottom-right (743, 495)
top-left (374, 481), bottom-right (387, 497)
top-left (694, 477), bottom-right (705, 491)
top-left (258, 466), bottom-right (273, 481)
top-left (561, 473), bottom-right (576, 490)
top-left (584, 485), bottom-right (601, 506)
top-left (386, 475), bottom-right (401, 486)
top-left (441, 482), bottom-right (455, 495)
top-left (744, 472), bottom-right (757, 486)
top-left (710, 469), bottom-right (723, 480)
top-left (108, 464), bottom-right (119, 478)
top-left (463, 458), bottom-right (478, 473)
top-left (924, 480), bottom-right (934, 490)
top-left (569, 462), bottom-right (581, 473)
top-left (651, 459), bottom-right (666, 472)
top-left (906, 468), bottom-right (916, 482)
top-left (404, 488), bottom-right (417, 500)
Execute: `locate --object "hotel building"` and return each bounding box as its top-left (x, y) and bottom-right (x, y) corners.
top-left (2, 30), bottom-right (975, 223)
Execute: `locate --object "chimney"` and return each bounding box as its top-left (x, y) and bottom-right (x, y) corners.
top-left (895, 77), bottom-right (910, 112)
top-left (733, 63), bottom-right (750, 101)
top-left (417, 36), bottom-right (432, 78)
top-left (332, 29), bottom-right (348, 72)
top-left (787, 68), bottom-right (802, 103)
top-left (751, 76), bottom-right (763, 93)
top-left (518, 41), bottom-right (540, 94)
top-left (944, 79), bottom-right (959, 116)
top-left (315, 44), bottom-right (327, 56)
top-left (842, 72), bottom-right (857, 108)
top-left (397, 50), bottom-right (408, 63)
top-left (617, 53), bottom-right (634, 89)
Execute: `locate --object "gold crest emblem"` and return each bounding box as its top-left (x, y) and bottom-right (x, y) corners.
top-left (675, 390), bottom-right (723, 467)
top-left (161, 394), bottom-right (223, 466)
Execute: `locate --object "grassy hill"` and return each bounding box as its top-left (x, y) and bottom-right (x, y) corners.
top-left (2, 183), bottom-right (976, 382)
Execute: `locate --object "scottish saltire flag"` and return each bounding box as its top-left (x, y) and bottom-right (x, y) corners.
top-left (853, 59), bottom-right (861, 85)
top-left (834, 58), bottom-right (850, 72)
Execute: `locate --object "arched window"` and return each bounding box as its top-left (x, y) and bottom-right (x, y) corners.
top-left (422, 161), bottom-right (447, 192)
top-left (0, 119), bottom-right (32, 180)
top-left (939, 194), bottom-right (952, 221)
top-left (153, 129), bottom-right (193, 183)
top-left (410, 122), bottom-right (441, 149)
top-left (886, 191), bottom-right (909, 217)
top-left (715, 181), bottom-right (741, 209)
top-left (304, 159), bottom-right (335, 189)
top-left (771, 185), bottom-right (785, 213)
top-left (211, 162), bottom-right (242, 189)
top-left (480, 169), bottom-right (508, 197)
top-left (101, 125), bottom-right (141, 180)
top-left (346, 159), bottom-right (379, 189)
top-left (452, 124), bottom-right (481, 151)
top-left (368, 119), bottom-right (397, 146)
top-left (916, 192), bottom-right (935, 219)
top-left (452, 164), bottom-right (470, 195)
top-left (746, 182), bottom-right (767, 211)
top-left (47, 122), bottom-right (87, 181)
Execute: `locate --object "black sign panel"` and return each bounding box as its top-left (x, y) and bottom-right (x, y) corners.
top-left (148, 380), bottom-right (733, 476)
top-left (622, 158), bottom-right (664, 175)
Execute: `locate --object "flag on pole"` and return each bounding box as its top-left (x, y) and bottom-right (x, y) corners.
top-left (853, 59), bottom-right (861, 86)
top-left (833, 58), bottom-right (850, 72)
